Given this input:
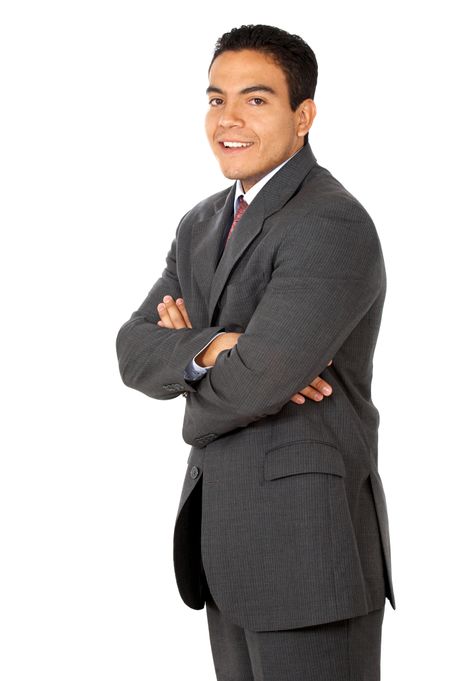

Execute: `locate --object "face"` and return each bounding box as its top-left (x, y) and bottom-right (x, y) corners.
top-left (205, 49), bottom-right (315, 192)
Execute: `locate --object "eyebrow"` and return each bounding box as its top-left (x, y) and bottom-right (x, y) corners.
top-left (206, 84), bottom-right (277, 96)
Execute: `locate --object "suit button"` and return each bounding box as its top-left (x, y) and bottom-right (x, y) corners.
top-left (190, 465), bottom-right (199, 479)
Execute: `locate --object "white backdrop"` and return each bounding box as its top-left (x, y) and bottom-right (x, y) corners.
top-left (1, 1), bottom-right (449, 679)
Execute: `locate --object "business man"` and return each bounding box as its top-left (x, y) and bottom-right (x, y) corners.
top-left (116, 24), bottom-right (396, 681)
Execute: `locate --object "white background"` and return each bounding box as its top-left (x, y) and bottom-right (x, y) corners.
top-left (1, 1), bottom-right (449, 679)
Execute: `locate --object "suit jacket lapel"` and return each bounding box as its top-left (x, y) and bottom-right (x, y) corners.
top-left (190, 183), bottom-right (235, 315)
top-left (208, 197), bottom-right (266, 321)
top-left (194, 142), bottom-right (318, 325)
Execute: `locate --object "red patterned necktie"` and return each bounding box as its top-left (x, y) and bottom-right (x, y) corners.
top-left (226, 195), bottom-right (249, 243)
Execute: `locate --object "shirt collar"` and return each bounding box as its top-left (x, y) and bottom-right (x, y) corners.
top-left (233, 145), bottom-right (305, 214)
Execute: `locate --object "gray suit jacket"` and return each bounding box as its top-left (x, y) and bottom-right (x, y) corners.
top-left (116, 141), bottom-right (396, 631)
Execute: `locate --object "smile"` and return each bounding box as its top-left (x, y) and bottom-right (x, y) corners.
top-left (219, 141), bottom-right (254, 153)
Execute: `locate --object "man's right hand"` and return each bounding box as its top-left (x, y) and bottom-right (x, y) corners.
top-left (290, 360), bottom-right (333, 404)
top-left (196, 332), bottom-right (333, 405)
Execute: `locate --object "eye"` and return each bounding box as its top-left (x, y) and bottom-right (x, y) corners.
top-left (249, 97), bottom-right (265, 106)
top-left (208, 98), bottom-right (223, 107)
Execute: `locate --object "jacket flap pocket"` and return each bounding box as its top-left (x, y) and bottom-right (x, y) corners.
top-left (264, 440), bottom-right (346, 481)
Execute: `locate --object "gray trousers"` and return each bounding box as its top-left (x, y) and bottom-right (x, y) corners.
top-left (202, 566), bottom-right (385, 681)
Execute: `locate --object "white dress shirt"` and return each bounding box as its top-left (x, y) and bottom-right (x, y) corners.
top-left (184, 145), bottom-right (305, 382)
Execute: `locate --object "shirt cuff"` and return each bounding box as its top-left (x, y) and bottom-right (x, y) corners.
top-left (184, 330), bottom-right (227, 381)
top-left (184, 358), bottom-right (208, 380)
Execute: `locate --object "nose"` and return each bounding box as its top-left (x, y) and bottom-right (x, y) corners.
top-left (218, 101), bottom-right (244, 128)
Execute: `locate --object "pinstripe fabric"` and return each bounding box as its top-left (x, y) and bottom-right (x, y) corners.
top-left (206, 593), bottom-right (384, 681)
top-left (183, 194), bottom-right (249, 380)
top-left (116, 140), bottom-right (396, 632)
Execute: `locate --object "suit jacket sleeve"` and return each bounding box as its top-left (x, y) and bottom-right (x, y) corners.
top-left (116, 219), bottom-right (226, 400)
top-left (182, 203), bottom-right (385, 446)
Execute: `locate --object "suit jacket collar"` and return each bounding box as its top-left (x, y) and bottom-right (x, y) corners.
top-left (192, 141), bottom-right (318, 323)
top-left (233, 145), bottom-right (304, 213)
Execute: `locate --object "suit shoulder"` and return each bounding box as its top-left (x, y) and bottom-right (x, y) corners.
top-left (286, 164), bottom-right (380, 250)
top-left (301, 164), bottom-right (376, 230)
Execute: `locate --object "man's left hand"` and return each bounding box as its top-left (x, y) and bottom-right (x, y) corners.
top-left (156, 295), bottom-right (192, 329)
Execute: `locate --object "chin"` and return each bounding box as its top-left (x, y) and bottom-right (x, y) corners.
top-left (221, 167), bottom-right (243, 180)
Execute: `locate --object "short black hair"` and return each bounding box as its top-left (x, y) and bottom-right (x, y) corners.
top-left (209, 24), bottom-right (318, 146)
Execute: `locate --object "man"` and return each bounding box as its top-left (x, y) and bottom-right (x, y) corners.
top-left (116, 24), bottom-right (396, 681)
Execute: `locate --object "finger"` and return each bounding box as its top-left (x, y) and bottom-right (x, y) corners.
top-left (162, 296), bottom-right (187, 329)
top-left (290, 393), bottom-right (305, 404)
top-left (157, 302), bottom-right (175, 328)
top-left (328, 360), bottom-right (333, 365)
top-left (175, 298), bottom-right (193, 328)
top-left (298, 385), bottom-right (324, 402)
top-left (309, 376), bottom-right (332, 396)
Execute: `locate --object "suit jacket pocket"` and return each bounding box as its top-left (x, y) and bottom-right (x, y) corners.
top-left (264, 440), bottom-right (346, 481)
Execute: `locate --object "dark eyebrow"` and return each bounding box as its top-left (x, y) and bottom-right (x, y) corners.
top-left (206, 84), bottom-right (277, 96)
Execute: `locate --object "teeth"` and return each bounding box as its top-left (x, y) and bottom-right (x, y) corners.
top-left (223, 141), bottom-right (252, 148)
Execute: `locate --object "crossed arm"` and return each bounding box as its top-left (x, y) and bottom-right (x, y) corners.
top-left (117, 204), bottom-right (383, 447)
top-left (116, 219), bottom-right (229, 401)
top-left (116, 216), bottom-right (333, 406)
top-left (155, 295), bottom-right (334, 406)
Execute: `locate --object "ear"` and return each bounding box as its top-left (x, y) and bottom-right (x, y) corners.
top-left (296, 99), bottom-right (317, 137)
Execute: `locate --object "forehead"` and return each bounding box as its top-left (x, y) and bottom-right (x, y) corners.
top-left (208, 49), bottom-right (288, 93)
